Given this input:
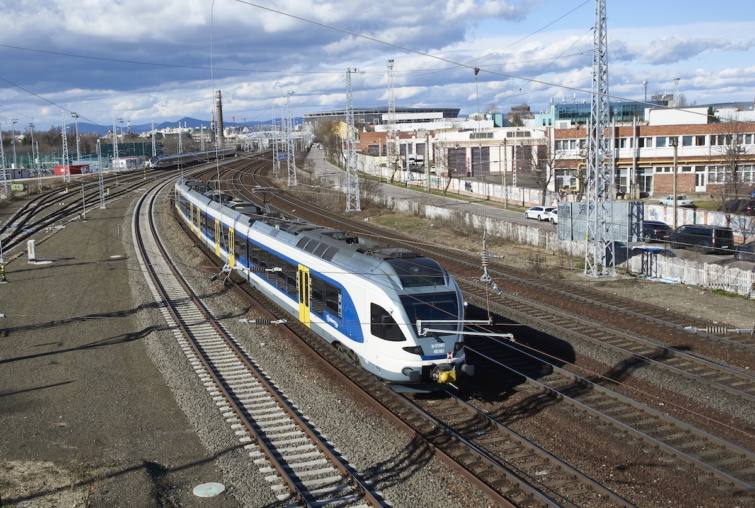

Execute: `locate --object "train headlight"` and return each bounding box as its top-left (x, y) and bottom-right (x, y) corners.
top-left (402, 346), bottom-right (423, 355)
top-left (454, 341), bottom-right (464, 353)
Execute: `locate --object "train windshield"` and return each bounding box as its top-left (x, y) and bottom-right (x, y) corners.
top-left (400, 292), bottom-right (460, 336)
top-left (386, 257), bottom-right (446, 288)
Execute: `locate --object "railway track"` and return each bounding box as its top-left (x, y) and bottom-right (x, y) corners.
top-left (227, 162), bottom-right (755, 408)
top-left (201, 157), bottom-right (755, 505)
top-left (463, 332), bottom-right (755, 500)
top-left (134, 175), bottom-right (390, 507)
top-left (0, 171), bottom-right (162, 264)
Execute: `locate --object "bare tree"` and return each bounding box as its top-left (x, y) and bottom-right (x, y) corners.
top-left (709, 123), bottom-right (752, 223)
top-left (314, 120), bottom-right (342, 164)
top-left (528, 141), bottom-right (558, 205)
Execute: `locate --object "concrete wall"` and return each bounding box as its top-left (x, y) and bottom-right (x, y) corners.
top-left (366, 189), bottom-right (755, 298)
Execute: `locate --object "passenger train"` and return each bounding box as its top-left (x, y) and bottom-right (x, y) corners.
top-left (174, 178), bottom-right (474, 386)
top-left (149, 147), bottom-right (238, 170)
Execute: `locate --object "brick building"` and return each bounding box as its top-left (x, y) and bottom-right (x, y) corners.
top-left (553, 119), bottom-right (755, 198)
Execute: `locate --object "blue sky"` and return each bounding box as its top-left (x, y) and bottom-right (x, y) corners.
top-left (1, 0), bottom-right (754, 132)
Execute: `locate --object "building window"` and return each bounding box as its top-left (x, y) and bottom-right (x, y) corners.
top-left (656, 136), bottom-right (667, 147)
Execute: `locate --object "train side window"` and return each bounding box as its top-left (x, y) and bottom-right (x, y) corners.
top-left (325, 282), bottom-right (341, 318)
top-left (311, 276), bottom-right (325, 315)
top-left (370, 304), bottom-right (405, 342)
top-left (235, 233), bottom-right (246, 263)
top-left (276, 259), bottom-right (288, 289)
top-left (250, 242), bottom-right (260, 266)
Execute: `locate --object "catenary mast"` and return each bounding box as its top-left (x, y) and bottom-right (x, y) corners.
top-left (286, 91), bottom-right (296, 186)
top-left (584, 0), bottom-right (615, 277)
top-left (345, 68), bottom-right (360, 211)
top-left (386, 60), bottom-right (398, 182)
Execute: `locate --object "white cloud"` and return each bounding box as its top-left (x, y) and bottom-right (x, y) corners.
top-left (1, 1), bottom-right (755, 128)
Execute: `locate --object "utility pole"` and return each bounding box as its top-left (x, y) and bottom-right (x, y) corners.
top-left (271, 102), bottom-right (280, 178)
top-left (151, 120), bottom-right (157, 158)
top-left (112, 117), bottom-right (120, 172)
top-left (584, 0), bottom-right (615, 277)
top-left (28, 123), bottom-right (36, 187)
top-left (286, 91), bottom-right (296, 186)
top-left (386, 60), bottom-right (398, 182)
top-left (0, 119), bottom-right (6, 197)
top-left (345, 68), bottom-right (360, 212)
top-left (61, 111), bottom-right (71, 183)
top-left (97, 139), bottom-right (105, 209)
top-left (671, 137), bottom-right (678, 230)
top-left (11, 118), bottom-right (17, 168)
top-left (71, 112), bottom-right (80, 163)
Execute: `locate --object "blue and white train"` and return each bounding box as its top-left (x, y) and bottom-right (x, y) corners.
top-left (174, 178), bottom-right (474, 386)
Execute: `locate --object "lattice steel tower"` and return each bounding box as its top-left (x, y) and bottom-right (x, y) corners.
top-left (61, 111), bottom-right (71, 183)
top-left (584, 0), bottom-right (615, 277)
top-left (285, 91), bottom-right (297, 186)
top-left (271, 102), bottom-right (280, 178)
top-left (345, 68), bottom-right (361, 211)
top-left (112, 117), bottom-right (119, 174)
top-left (151, 120), bottom-right (157, 158)
top-left (386, 60), bottom-right (399, 182)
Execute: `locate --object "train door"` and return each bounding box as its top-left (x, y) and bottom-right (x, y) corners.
top-left (214, 219), bottom-right (221, 257)
top-left (297, 265), bottom-right (311, 327)
top-left (192, 205), bottom-right (201, 238)
top-left (228, 228), bottom-right (235, 268)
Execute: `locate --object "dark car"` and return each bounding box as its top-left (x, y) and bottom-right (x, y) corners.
top-left (641, 220), bottom-right (672, 242)
top-left (667, 225), bottom-right (735, 254)
top-left (718, 199), bottom-right (755, 216)
top-left (734, 242), bottom-right (755, 261)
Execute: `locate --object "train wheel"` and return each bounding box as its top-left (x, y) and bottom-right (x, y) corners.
top-left (336, 343), bottom-right (359, 366)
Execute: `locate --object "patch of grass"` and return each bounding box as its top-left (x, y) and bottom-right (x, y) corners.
top-left (710, 288), bottom-right (749, 299)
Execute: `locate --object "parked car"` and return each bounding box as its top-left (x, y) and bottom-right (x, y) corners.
top-left (659, 194), bottom-right (695, 207)
top-left (524, 206), bottom-right (555, 221)
top-left (546, 208), bottom-right (559, 224)
top-left (734, 242), bottom-right (755, 261)
top-left (667, 225), bottom-right (734, 254)
top-left (718, 198), bottom-right (755, 216)
top-left (641, 220), bottom-right (672, 242)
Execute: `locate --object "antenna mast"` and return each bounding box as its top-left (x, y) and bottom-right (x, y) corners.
top-left (345, 68), bottom-right (361, 211)
top-left (584, 0), bottom-right (614, 277)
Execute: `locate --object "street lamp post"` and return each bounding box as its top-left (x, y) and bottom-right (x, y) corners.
top-left (28, 123), bottom-right (36, 189)
top-left (11, 119), bottom-right (17, 168)
top-left (499, 139), bottom-right (508, 208)
top-left (71, 113), bottom-right (81, 163)
top-left (671, 136), bottom-right (679, 230)
top-left (0, 120), bottom-right (6, 197)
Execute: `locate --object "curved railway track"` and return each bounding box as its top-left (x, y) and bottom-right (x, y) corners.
top-left (134, 175), bottom-right (390, 507)
top-left (224, 160), bottom-right (755, 407)
top-left (1, 171), bottom-right (164, 263)
top-left (194, 156), bottom-right (755, 505)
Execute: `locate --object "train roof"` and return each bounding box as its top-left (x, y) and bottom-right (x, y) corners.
top-left (178, 178), bottom-right (450, 289)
